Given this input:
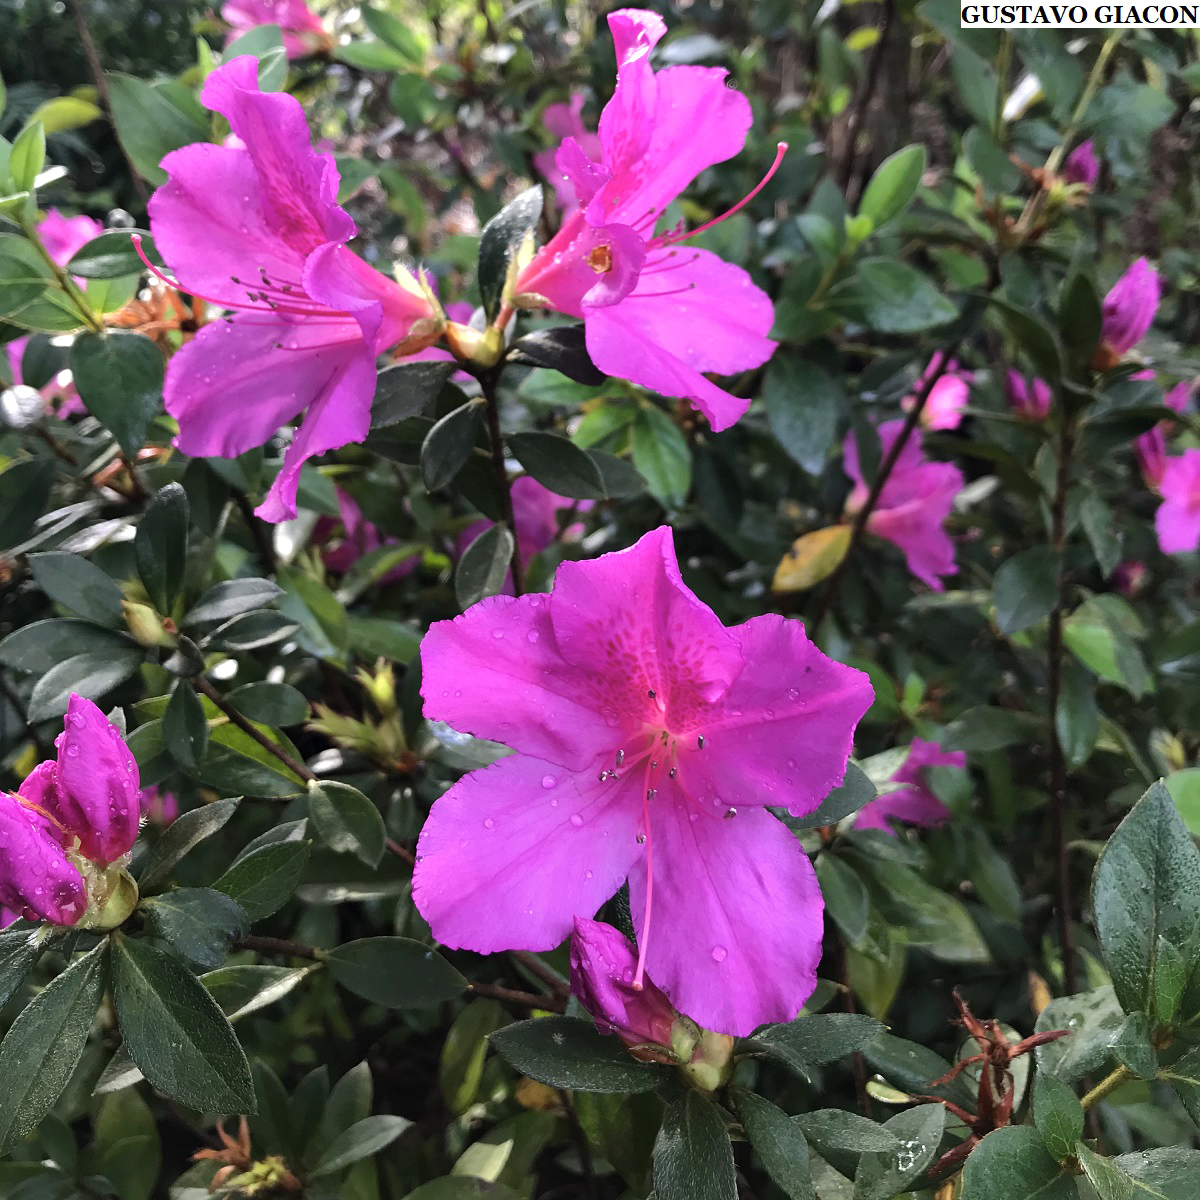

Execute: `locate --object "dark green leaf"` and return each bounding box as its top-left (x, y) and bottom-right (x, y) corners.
top-left (793, 1110), bottom-right (899, 1155)
top-left (1034, 985), bottom-right (1124, 1085)
top-left (1059, 270), bottom-right (1103, 363)
top-left (816, 854), bottom-right (870, 946)
top-left (204, 964), bottom-right (313, 1021)
top-left (845, 259), bottom-right (957, 334)
top-left (66, 229), bottom-right (160, 280)
top-left (1113, 1146), bottom-right (1200, 1200)
top-left (0, 457), bottom-right (54, 550)
top-left (326, 937), bottom-right (466, 1007)
top-left (27, 649), bottom-right (145, 721)
top-left (29, 551), bottom-right (124, 627)
top-left (141, 887), bottom-right (247, 970)
top-left (746, 1013), bottom-right (882, 1078)
top-left (310, 1115), bottom-right (411, 1177)
top-left (736, 1090), bottom-right (815, 1200)
top-left (478, 185), bottom-right (542, 322)
top-left (787, 763), bottom-right (877, 830)
top-left (652, 1090), bottom-right (736, 1200)
top-left (163, 683), bottom-right (209, 772)
top-left (135, 483), bottom-right (188, 614)
top-left (1077, 1144), bottom-right (1136, 1200)
top-left (0, 619), bottom-right (136, 674)
top-left (69, 332), bottom-right (163, 458)
top-left (226, 682), bottom-right (308, 727)
top-left (632, 406), bottom-right (691, 507)
top-left (213, 839), bottom-right (311, 921)
top-left (490, 1016), bottom-right (665, 1093)
top-left (1112, 1011), bottom-right (1157, 1079)
top-left (0, 927), bottom-right (48, 1008)
top-left (1031, 1075), bottom-right (1084, 1161)
top-left (854, 1103), bottom-right (945, 1200)
top-left (308, 781), bottom-right (387, 867)
top-left (106, 74), bottom-right (207, 186)
top-left (0, 941), bottom-right (107, 1153)
top-left (185, 579), bottom-right (283, 626)
top-left (1159, 1045), bottom-right (1200, 1128)
top-left (960, 1125), bottom-right (1075, 1200)
top-left (508, 431), bottom-right (606, 500)
top-left (765, 355), bottom-right (842, 476)
top-left (993, 546), bottom-right (1057, 635)
top-left (1058, 662), bottom-right (1099, 769)
top-left (421, 401), bottom-right (482, 491)
top-left (456, 523), bottom-right (514, 609)
top-left (858, 144), bottom-right (926, 228)
top-left (507, 324), bottom-right (605, 385)
top-left (1081, 491), bottom-right (1122, 579)
top-left (94, 1088), bottom-right (161, 1200)
top-left (863, 1033), bottom-right (973, 1104)
top-left (371, 361), bottom-right (453, 429)
top-left (111, 934), bottom-right (254, 1113)
top-left (941, 706), bottom-right (1034, 752)
top-left (992, 297), bottom-right (1065, 380)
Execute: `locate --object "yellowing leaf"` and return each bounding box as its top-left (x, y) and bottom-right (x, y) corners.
top-left (772, 525), bottom-right (852, 593)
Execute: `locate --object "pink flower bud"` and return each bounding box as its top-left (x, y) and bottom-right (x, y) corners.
top-left (1063, 140), bottom-right (1099, 189)
top-left (1112, 560), bottom-right (1147, 598)
top-left (1005, 370), bottom-right (1052, 421)
top-left (1099, 258), bottom-right (1160, 362)
top-left (570, 917), bottom-right (677, 1053)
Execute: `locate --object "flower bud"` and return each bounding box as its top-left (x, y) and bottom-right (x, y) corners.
top-left (81, 867), bottom-right (139, 931)
top-left (444, 321), bottom-right (505, 370)
top-left (1005, 370), bottom-right (1051, 422)
top-left (1095, 258), bottom-right (1160, 367)
top-left (123, 599), bottom-right (176, 648)
top-left (681, 1029), bottom-right (735, 1093)
top-left (1063, 140), bottom-right (1099, 190)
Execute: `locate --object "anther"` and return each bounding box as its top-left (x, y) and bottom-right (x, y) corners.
top-left (615, 750), bottom-right (625, 767)
top-left (647, 789), bottom-right (657, 801)
top-left (651, 759), bottom-right (658, 770)
top-left (636, 833), bottom-right (646, 844)
top-left (697, 735), bottom-right (706, 749)
top-left (647, 688), bottom-right (656, 699)
top-left (724, 807), bottom-right (737, 819)
top-left (668, 767), bottom-right (677, 779)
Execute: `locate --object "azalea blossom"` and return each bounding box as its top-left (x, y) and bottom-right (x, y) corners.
top-left (147, 56), bottom-right (441, 523)
top-left (1095, 258), bottom-right (1160, 368)
top-left (1005, 370), bottom-right (1051, 422)
top-left (843, 420), bottom-right (965, 591)
top-left (515, 9), bottom-right (780, 433)
top-left (854, 738), bottom-right (965, 834)
top-left (139, 785), bottom-right (180, 826)
top-left (533, 93), bottom-right (603, 213)
top-left (414, 525), bottom-right (873, 1035)
top-left (0, 694), bottom-right (140, 926)
top-left (1062, 140), bottom-right (1099, 189)
top-left (1112, 560), bottom-right (1147, 598)
top-left (1156, 449), bottom-right (1200, 555)
top-left (223, 0), bottom-right (331, 58)
top-left (1135, 378), bottom-right (1190, 490)
top-left (903, 353), bottom-right (972, 431)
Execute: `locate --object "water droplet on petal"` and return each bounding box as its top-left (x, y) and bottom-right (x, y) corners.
top-left (711, 945), bottom-right (727, 962)
top-left (483, 818), bottom-right (494, 829)
top-left (541, 774), bottom-right (557, 789)
top-left (570, 813), bottom-right (584, 828)
top-left (527, 629), bottom-right (540, 643)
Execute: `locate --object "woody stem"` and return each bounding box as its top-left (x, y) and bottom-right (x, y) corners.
top-left (479, 368), bottom-right (525, 596)
top-left (1081, 1065), bottom-right (1133, 1110)
top-left (195, 675), bottom-right (316, 783)
top-left (18, 215), bottom-right (104, 334)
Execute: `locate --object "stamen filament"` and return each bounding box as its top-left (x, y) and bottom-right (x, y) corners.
top-left (633, 756), bottom-right (657, 991)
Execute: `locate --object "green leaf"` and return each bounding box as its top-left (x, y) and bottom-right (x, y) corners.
top-left (736, 1090), bottom-right (815, 1200)
top-left (653, 1090), bottom-right (736, 1200)
top-left (69, 331), bottom-right (163, 458)
top-left (308, 1061), bottom-right (372, 1166)
top-left (992, 297), bottom-right (1065, 380)
top-left (67, 229), bottom-right (160, 280)
top-left (0, 941), bottom-right (107, 1154)
top-left (361, 6), bottom-right (428, 60)
top-left (326, 937), bottom-right (466, 1008)
top-left (1057, 662), bottom-right (1099, 769)
top-left (94, 1088), bottom-right (161, 1200)
top-left (28, 94), bottom-right (102, 135)
top-left (192, 721), bottom-right (304, 798)
top-left (185, 578), bottom-right (283, 626)
top-left (479, 185), bottom-right (542, 322)
top-left (204, 963), bottom-right (313, 1021)
top-left (489, 1016), bottom-right (665, 1093)
top-left (1092, 780), bottom-right (1200, 1015)
top-left (844, 259), bottom-right (957, 334)
top-left (456, 523), bottom-right (514, 609)
top-left (441, 1000), bottom-right (507, 1115)
top-left (793, 1110), bottom-right (899, 1155)
top-left (135, 483), bottom-right (188, 614)
top-left (213, 838), bottom-right (310, 922)
top-left (507, 324), bottom-right (605, 386)
top-left (960, 1125), bottom-right (1076, 1200)
top-left (1034, 985), bottom-right (1124, 1085)
top-left (336, 40), bottom-right (412, 71)
top-left (106, 73), bottom-right (208, 186)
top-left (223, 23), bottom-right (287, 90)
top-left (574, 1090), bottom-right (659, 1194)
top-left (1031, 1075), bottom-right (1084, 1161)
top-left (27, 649), bottom-right (146, 721)
top-left (164, 683), bottom-right (209, 772)
top-left (787, 763), bottom-right (877, 831)
top-left (111, 934), bottom-right (254, 1113)
top-left (817, 853), bottom-right (870, 946)
top-left (1111, 1011), bottom-right (1157, 1079)
top-left (29, 551), bottom-right (124, 626)
top-left (0, 456), bottom-right (54, 550)
top-left (857, 144), bottom-right (926, 229)
top-left (402, 1180), bottom-right (522, 1200)
top-left (941, 706), bottom-right (1034, 752)
top-left (1064, 595), bottom-right (1151, 698)
top-left (141, 887), bottom-right (247, 970)
top-left (1059, 270), bottom-right (1103, 364)
top-left (862, 1033), bottom-right (973, 1104)
top-left (1113, 1146), bottom-right (1200, 1199)
top-left (421, 401), bottom-right (482, 491)
top-left (745, 1013), bottom-right (882, 1078)
top-left (9, 121), bottom-right (45, 192)
top-left (310, 1115), bottom-right (411, 1178)
top-left (308, 781), bottom-right (387, 867)
top-left (226, 681), bottom-right (308, 727)
top-left (993, 546), bottom-right (1057, 635)
top-left (1160, 1045), bottom-right (1200, 1128)
top-left (371, 360), bottom-right (453, 429)
top-left (853, 1103), bottom-right (945, 1200)
top-left (632, 405), bottom-right (691, 507)
top-left (765, 355), bottom-right (842, 476)
top-left (508, 431), bottom-right (606, 500)
top-left (0, 927), bottom-right (49, 1007)
top-left (1077, 1144), bottom-right (1136, 1200)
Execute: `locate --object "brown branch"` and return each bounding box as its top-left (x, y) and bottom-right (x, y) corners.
top-left (231, 489), bottom-right (277, 574)
top-left (837, 0), bottom-right (896, 201)
top-left (480, 370), bottom-right (525, 595)
top-left (469, 980), bottom-right (567, 1013)
top-left (235, 934), bottom-right (322, 961)
top-left (66, 0), bottom-right (150, 207)
top-left (195, 675), bottom-right (315, 783)
top-left (511, 949), bottom-right (570, 999)
top-left (386, 837), bottom-right (416, 866)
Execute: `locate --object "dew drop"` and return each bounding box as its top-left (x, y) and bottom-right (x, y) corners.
top-left (570, 813), bottom-right (584, 827)
top-left (541, 774), bottom-right (557, 789)
top-left (483, 818), bottom-right (494, 829)
top-left (711, 945), bottom-right (727, 962)
top-left (491, 629), bottom-right (505, 639)
top-left (527, 629), bottom-right (540, 643)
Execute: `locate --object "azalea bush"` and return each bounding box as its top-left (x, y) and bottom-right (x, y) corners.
top-left (0, 1), bottom-right (1198, 1197)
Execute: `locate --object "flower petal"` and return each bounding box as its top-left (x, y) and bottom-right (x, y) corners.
top-left (549, 527), bottom-right (744, 733)
top-left (413, 753), bottom-right (642, 952)
top-left (421, 592), bottom-right (616, 771)
top-left (856, 737), bottom-right (963, 833)
top-left (55, 694), bottom-right (140, 865)
top-left (0, 794), bottom-right (86, 925)
top-left (629, 801), bottom-right (822, 1036)
top-left (676, 614), bottom-right (873, 817)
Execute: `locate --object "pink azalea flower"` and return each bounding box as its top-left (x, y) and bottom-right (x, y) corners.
top-left (843, 420), bottom-right (964, 591)
top-left (1097, 258), bottom-right (1160, 365)
top-left (854, 738), bottom-right (966, 834)
top-left (515, 9), bottom-right (780, 434)
top-left (1134, 377), bottom-right (1191, 490)
top-left (0, 907), bottom-right (15, 929)
top-left (222, 0), bottom-right (330, 58)
top-left (414, 526), bottom-right (873, 1035)
top-left (1156, 448), bottom-right (1200, 555)
top-left (1006, 370), bottom-right (1052, 421)
top-left (534, 93), bottom-right (603, 213)
top-left (902, 353), bottom-right (972, 431)
top-left (571, 916), bottom-right (677, 1050)
top-left (1112, 560), bottom-right (1147, 598)
top-left (314, 488), bottom-right (419, 582)
top-left (139, 785), bottom-right (180, 826)
top-left (0, 695), bottom-right (140, 926)
top-left (1062, 140), bottom-right (1099, 189)
top-left (147, 57), bottom-right (440, 523)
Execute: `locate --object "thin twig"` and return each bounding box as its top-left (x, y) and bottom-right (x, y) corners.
top-left (235, 934), bottom-right (323, 961)
top-left (809, 341), bottom-right (964, 629)
top-left (469, 980), bottom-right (567, 1013)
top-left (195, 675), bottom-right (315, 783)
top-left (386, 837), bottom-right (416, 866)
top-left (231, 489), bottom-right (277, 574)
top-left (1081, 1065), bottom-right (1132, 1110)
top-left (511, 949), bottom-right (571, 999)
top-left (480, 370), bottom-right (525, 595)
top-left (837, 0), bottom-right (896, 201)
top-left (67, 0), bottom-right (150, 206)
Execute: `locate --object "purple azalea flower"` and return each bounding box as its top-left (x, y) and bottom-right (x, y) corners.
top-left (1156, 449), bottom-right (1200, 555)
top-left (0, 694), bottom-right (140, 925)
top-left (1097, 258), bottom-right (1160, 366)
top-left (844, 420), bottom-right (965, 591)
top-left (903, 354), bottom-right (972, 431)
top-left (314, 488), bottom-right (419, 581)
top-left (1135, 377), bottom-right (1191, 490)
top-left (139, 785), bottom-right (180, 826)
top-left (413, 526), bottom-right (873, 1035)
top-left (1006, 370), bottom-right (1052, 422)
top-left (222, 0), bottom-right (330, 58)
top-left (515, 9), bottom-right (780, 434)
top-left (571, 916), bottom-right (677, 1051)
top-left (1063, 140), bottom-right (1099, 189)
top-left (854, 738), bottom-right (966, 834)
top-left (534, 93), bottom-right (604, 213)
top-left (148, 57), bottom-right (440, 523)
top-left (1112, 560), bottom-right (1147, 598)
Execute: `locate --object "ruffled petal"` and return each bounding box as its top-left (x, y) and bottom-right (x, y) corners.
top-left (675, 614), bottom-right (872, 817)
top-left (413, 752), bottom-right (643, 952)
top-left (421, 592), bottom-right (617, 771)
top-left (549, 527), bottom-right (744, 733)
top-left (628, 801), bottom-right (822, 1035)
